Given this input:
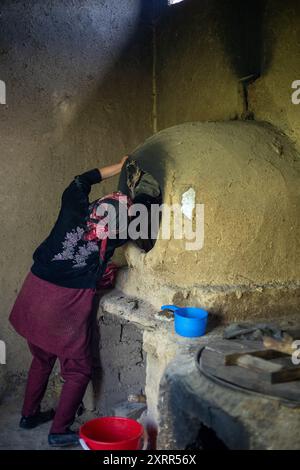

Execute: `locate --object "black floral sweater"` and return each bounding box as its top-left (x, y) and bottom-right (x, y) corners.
top-left (31, 169), bottom-right (114, 289)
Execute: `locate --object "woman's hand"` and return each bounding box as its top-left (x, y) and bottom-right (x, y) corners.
top-left (99, 155), bottom-right (129, 180)
top-left (120, 155), bottom-right (129, 167)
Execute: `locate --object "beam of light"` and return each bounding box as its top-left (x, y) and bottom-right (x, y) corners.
top-left (168, 0), bottom-right (185, 5)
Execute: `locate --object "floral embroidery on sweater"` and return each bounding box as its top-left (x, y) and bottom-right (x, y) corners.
top-left (52, 227), bottom-right (99, 268)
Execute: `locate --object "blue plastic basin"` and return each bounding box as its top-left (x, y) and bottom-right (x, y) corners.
top-left (161, 305), bottom-right (208, 338)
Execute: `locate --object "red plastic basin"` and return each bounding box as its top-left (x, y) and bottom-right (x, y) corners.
top-left (79, 417), bottom-right (144, 450)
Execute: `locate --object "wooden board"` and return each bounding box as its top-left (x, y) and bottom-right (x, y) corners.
top-left (197, 339), bottom-right (300, 405)
top-left (224, 349), bottom-right (300, 384)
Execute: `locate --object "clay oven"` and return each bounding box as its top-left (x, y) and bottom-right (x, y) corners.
top-left (117, 121), bottom-right (300, 321)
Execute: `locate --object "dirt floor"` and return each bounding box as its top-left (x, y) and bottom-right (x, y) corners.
top-left (0, 380), bottom-right (94, 450)
top-left (0, 391), bottom-right (59, 450)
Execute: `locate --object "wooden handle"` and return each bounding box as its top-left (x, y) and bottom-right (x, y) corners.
top-left (263, 334), bottom-right (294, 355)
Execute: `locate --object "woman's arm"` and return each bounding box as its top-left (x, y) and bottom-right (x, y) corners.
top-left (61, 156), bottom-right (128, 213)
top-left (99, 156), bottom-right (128, 180)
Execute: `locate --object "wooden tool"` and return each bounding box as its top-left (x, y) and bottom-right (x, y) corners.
top-left (225, 347), bottom-right (300, 384)
top-left (263, 333), bottom-right (295, 355)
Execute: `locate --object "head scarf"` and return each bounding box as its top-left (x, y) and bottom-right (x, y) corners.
top-left (84, 191), bottom-right (132, 261)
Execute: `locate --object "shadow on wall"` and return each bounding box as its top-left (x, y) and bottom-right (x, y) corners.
top-left (217, 0), bottom-right (268, 81)
top-left (55, 1), bottom-right (155, 197)
top-left (154, 0), bottom-right (272, 80)
top-left (41, 1), bottom-right (156, 265)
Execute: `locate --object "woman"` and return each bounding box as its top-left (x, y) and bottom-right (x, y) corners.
top-left (9, 156), bottom-right (130, 447)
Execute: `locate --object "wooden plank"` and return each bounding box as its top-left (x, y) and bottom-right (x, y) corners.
top-left (225, 348), bottom-right (300, 383)
top-left (225, 349), bottom-right (288, 366)
top-left (263, 335), bottom-right (295, 355)
top-left (235, 354), bottom-right (283, 374)
top-left (272, 366), bottom-right (300, 384)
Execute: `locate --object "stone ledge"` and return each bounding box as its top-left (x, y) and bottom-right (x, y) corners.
top-left (100, 289), bottom-right (162, 332)
top-left (99, 289), bottom-right (226, 351)
top-left (99, 289), bottom-right (225, 424)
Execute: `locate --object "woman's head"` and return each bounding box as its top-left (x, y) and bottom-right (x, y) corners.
top-left (85, 191), bottom-right (132, 260)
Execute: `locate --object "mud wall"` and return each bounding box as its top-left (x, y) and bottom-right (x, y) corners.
top-left (156, 0), bottom-right (300, 152)
top-left (0, 0), bottom-right (152, 373)
top-left (249, 0), bottom-right (300, 150)
top-left (155, 0), bottom-right (246, 130)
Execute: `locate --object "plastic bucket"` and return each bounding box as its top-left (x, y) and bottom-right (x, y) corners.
top-left (79, 417), bottom-right (144, 451)
top-left (161, 305), bottom-right (208, 337)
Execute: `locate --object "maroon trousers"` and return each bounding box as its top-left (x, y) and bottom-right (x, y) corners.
top-left (23, 342), bottom-right (92, 434)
